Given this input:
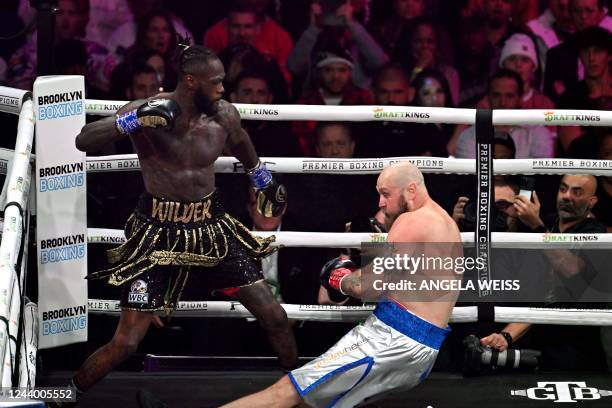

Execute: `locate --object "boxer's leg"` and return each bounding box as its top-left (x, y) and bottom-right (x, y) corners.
top-left (237, 280), bottom-right (298, 370)
top-left (73, 309), bottom-right (155, 390)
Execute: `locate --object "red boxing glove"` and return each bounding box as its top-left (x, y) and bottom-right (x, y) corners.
top-left (320, 258), bottom-right (356, 302)
top-left (328, 268), bottom-right (353, 293)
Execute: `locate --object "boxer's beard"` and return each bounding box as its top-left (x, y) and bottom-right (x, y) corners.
top-left (194, 88), bottom-right (217, 116)
top-left (384, 196), bottom-right (409, 231)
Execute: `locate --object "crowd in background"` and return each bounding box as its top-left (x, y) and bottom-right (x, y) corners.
top-left (0, 0), bottom-right (611, 374)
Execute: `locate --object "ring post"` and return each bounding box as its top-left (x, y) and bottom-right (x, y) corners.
top-left (34, 76), bottom-right (88, 348)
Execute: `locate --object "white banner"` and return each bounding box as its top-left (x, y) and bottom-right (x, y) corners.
top-left (34, 76), bottom-right (88, 348)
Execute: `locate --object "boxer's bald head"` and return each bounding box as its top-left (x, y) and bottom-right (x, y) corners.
top-left (377, 163), bottom-right (427, 229)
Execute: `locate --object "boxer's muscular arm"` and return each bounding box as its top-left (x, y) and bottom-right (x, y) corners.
top-left (339, 269), bottom-right (363, 298)
top-left (75, 100), bottom-right (144, 152)
top-left (219, 101), bottom-right (259, 170)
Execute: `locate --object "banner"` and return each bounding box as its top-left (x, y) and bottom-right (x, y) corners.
top-left (34, 76), bottom-right (88, 348)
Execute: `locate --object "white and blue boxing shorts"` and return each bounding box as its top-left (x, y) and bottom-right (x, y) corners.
top-left (288, 299), bottom-right (450, 408)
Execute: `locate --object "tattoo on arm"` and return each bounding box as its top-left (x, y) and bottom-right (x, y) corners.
top-left (340, 269), bottom-right (362, 298)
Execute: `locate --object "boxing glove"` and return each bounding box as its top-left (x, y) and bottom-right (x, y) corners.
top-left (320, 257), bottom-right (356, 302)
top-left (116, 98), bottom-right (181, 135)
top-left (247, 161), bottom-right (287, 217)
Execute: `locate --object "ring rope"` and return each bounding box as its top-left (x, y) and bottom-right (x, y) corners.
top-left (79, 100), bottom-right (612, 127)
top-left (86, 300), bottom-right (612, 326)
top-left (2, 92), bottom-right (611, 128)
top-left (87, 228), bottom-right (612, 249)
top-left (1, 151), bottom-right (607, 177)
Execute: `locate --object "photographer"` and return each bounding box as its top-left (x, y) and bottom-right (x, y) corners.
top-left (479, 174), bottom-right (608, 370)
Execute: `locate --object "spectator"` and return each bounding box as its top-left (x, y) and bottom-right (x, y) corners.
top-left (7, 0), bottom-right (117, 93)
top-left (130, 10), bottom-right (178, 61)
top-left (461, 0), bottom-right (539, 28)
top-left (371, 0), bottom-right (426, 54)
top-left (371, 64), bottom-right (413, 106)
top-left (454, 16), bottom-right (497, 107)
top-left (393, 17), bottom-right (460, 106)
top-left (109, 48), bottom-right (171, 99)
top-left (315, 122), bottom-right (355, 159)
top-left (479, 34), bottom-right (555, 111)
top-left (204, 0), bottom-right (293, 84)
top-left (411, 69), bottom-right (455, 147)
top-left (481, 175), bottom-right (607, 370)
top-left (454, 69), bottom-right (555, 159)
top-left (292, 45), bottom-right (373, 156)
top-left (482, 0), bottom-right (523, 51)
top-left (107, 0), bottom-right (193, 57)
top-left (559, 26), bottom-right (612, 153)
top-left (53, 39), bottom-right (105, 98)
top-left (110, 10), bottom-right (181, 96)
top-left (125, 63), bottom-right (161, 100)
top-left (592, 131), bottom-right (612, 232)
top-left (219, 43), bottom-right (289, 103)
top-left (287, 0), bottom-right (387, 93)
top-left (85, 0), bottom-right (132, 46)
top-left (544, 0), bottom-right (612, 103)
top-left (229, 70), bottom-right (300, 157)
top-left (356, 65), bottom-right (449, 158)
top-left (527, 0), bottom-right (576, 74)
top-left (468, 33), bottom-right (557, 140)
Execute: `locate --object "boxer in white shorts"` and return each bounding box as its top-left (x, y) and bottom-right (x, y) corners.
top-left (221, 162), bottom-right (462, 408)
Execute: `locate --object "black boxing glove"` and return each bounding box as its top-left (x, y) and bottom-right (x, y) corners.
top-left (247, 161), bottom-right (287, 217)
top-left (320, 257), bottom-right (356, 302)
top-left (116, 98), bottom-right (181, 135)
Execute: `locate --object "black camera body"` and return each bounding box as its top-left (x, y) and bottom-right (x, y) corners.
top-left (459, 202), bottom-right (509, 232)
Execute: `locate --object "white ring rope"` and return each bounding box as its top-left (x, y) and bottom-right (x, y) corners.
top-left (2, 152), bottom-right (609, 177)
top-left (80, 99), bottom-right (612, 127)
top-left (0, 86), bottom-right (32, 115)
top-left (87, 229), bottom-right (612, 249)
top-left (86, 300), bottom-right (612, 326)
top-left (88, 155), bottom-right (612, 176)
top-left (2, 91), bottom-right (611, 127)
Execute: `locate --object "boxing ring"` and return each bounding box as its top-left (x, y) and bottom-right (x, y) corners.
top-left (1, 82), bottom-right (612, 406)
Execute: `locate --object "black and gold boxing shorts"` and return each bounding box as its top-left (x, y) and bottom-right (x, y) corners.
top-left (87, 190), bottom-right (276, 314)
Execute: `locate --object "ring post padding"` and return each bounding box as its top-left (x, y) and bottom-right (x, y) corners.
top-left (475, 109), bottom-right (494, 297)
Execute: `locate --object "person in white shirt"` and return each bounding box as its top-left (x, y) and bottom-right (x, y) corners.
top-left (456, 69), bottom-right (555, 159)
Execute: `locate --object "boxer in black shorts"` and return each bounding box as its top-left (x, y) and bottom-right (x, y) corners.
top-left (47, 42), bottom-right (297, 407)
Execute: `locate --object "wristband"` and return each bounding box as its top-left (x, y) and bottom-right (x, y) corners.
top-left (115, 110), bottom-right (141, 135)
top-left (246, 161), bottom-right (273, 189)
top-left (499, 331), bottom-right (513, 347)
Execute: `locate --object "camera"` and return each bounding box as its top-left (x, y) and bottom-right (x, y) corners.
top-left (463, 335), bottom-right (541, 375)
top-left (319, 0), bottom-right (348, 26)
top-left (343, 215), bottom-right (386, 267)
top-left (459, 202), bottom-right (509, 232)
